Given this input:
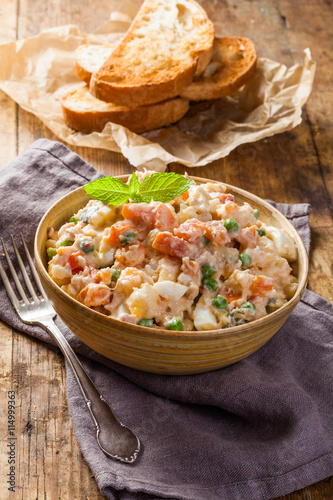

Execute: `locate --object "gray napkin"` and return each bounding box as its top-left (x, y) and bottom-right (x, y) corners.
top-left (1, 139), bottom-right (333, 500)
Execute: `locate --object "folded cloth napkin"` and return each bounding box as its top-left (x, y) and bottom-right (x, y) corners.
top-left (1, 139), bottom-right (333, 500)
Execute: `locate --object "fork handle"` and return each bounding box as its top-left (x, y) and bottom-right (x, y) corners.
top-left (37, 318), bottom-right (140, 463)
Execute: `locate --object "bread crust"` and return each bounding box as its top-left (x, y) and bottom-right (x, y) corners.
top-left (180, 37), bottom-right (257, 101)
top-left (74, 44), bottom-right (116, 85)
top-left (61, 86), bottom-right (190, 134)
top-left (75, 60), bottom-right (92, 85)
top-left (89, 0), bottom-right (214, 107)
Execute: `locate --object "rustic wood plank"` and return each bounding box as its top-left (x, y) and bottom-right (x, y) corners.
top-left (8, 331), bottom-right (107, 500)
top-left (0, 322), bottom-right (15, 500)
top-left (276, 0), bottom-right (333, 303)
top-left (0, 3), bottom-right (19, 498)
top-left (0, 0), bottom-right (17, 165)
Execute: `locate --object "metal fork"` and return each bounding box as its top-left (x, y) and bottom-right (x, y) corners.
top-left (0, 235), bottom-right (140, 464)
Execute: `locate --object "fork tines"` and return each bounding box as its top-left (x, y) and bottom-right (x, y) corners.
top-left (0, 234), bottom-right (47, 308)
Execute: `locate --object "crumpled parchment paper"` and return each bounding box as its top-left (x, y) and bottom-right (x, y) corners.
top-left (0, 1), bottom-right (316, 171)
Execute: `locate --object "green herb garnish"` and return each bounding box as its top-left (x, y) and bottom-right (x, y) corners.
top-left (83, 172), bottom-right (194, 206)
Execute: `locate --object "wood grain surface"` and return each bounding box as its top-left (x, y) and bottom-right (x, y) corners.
top-left (0, 0), bottom-right (332, 499)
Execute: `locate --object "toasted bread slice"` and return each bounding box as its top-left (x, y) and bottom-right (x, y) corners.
top-left (75, 44), bottom-right (117, 84)
top-left (61, 85), bottom-right (190, 134)
top-left (89, 0), bottom-right (214, 107)
top-left (180, 37), bottom-right (257, 101)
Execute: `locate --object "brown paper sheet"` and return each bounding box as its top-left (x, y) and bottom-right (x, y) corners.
top-left (0, 1), bottom-right (315, 171)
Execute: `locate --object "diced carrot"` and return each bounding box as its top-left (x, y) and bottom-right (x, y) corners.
top-left (224, 201), bottom-right (239, 213)
top-left (68, 252), bottom-right (84, 275)
top-left (223, 290), bottom-right (242, 304)
top-left (152, 232), bottom-right (194, 258)
top-left (250, 276), bottom-right (274, 298)
top-left (154, 204), bottom-right (178, 231)
top-left (122, 203), bottom-right (155, 230)
top-left (174, 218), bottom-right (206, 243)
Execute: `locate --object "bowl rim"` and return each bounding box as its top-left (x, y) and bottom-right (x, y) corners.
top-left (34, 174), bottom-right (309, 339)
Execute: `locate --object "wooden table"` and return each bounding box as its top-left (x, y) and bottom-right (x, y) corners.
top-left (0, 0), bottom-right (332, 498)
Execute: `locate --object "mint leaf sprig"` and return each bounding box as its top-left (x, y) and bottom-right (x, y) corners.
top-left (83, 172), bottom-right (194, 205)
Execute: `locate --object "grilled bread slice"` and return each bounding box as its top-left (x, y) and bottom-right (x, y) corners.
top-left (61, 85), bottom-right (190, 134)
top-left (89, 0), bottom-right (214, 107)
top-left (180, 37), bottom-right (257, 101)
top-left (75, 44), bottom-right (117, 84)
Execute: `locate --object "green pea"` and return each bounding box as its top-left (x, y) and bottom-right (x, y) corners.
top-left (252, 209), bottom-right (260, 219)
top-left (257, 228), bottom-right (266, 237)
top-left (212, 295), bottom-right (228, 309)
top-left (224, 218), bottom-right (239, 232)
top-left (239, 253), bottom-right (252, 269)
top-left (79, 239), bottom-right (95, 253)
top-left (166, 318), bottom-right (184, 331)
top-left (60, 239), bottom-right (74, 247)
top-left (201, 263), bottom-right (216, 277)
top-left (138, 318), bottom-right (154, 328)
top-left (69, 216), bottom-right (78, 224)
top-left (79, 205), bottom-right (98, 223)
top-left (202, 277), bottom-right (218, 291)
top-left (199, 235), bottom-right (210, 246)
top-left (119, 230), bottom-right (137, 246)
top-left (111, 269), bottom-right (121, 282)
top-left (47, 248), bottom-right (57, 258)
top-left (241, 302), bottom-right (256, 311)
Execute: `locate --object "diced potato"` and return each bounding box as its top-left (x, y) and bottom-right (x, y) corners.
top-left (114, 303), bottom-right (131, 318)
top-left (217, 202), bottom-right (257, 228)
top-left (157, 256), bottom-right (180, 282)
top-left (48, 263), bottom-right (72, 286)
top-left (90, 205), bottom-right (116, 227)
top-left (126, 284), bottom-right (162, 319)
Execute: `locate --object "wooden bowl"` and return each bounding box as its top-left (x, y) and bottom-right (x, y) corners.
top-left (34, 176), bottom-right (308, 375)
